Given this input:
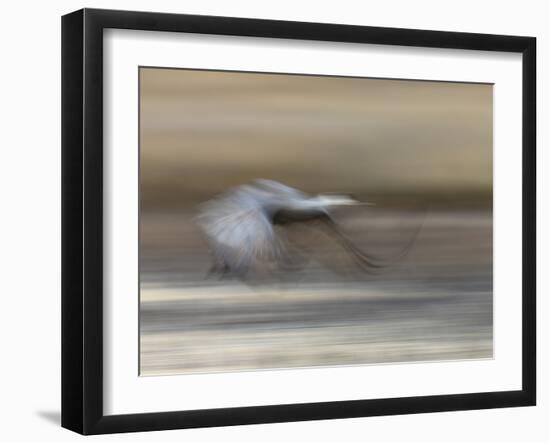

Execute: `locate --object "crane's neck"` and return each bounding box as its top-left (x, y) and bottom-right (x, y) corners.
top-left (270, 195), bottom-right (360, 224)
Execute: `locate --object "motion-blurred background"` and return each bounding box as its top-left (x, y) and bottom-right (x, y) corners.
top-left (139, 67), bottom-right (493, 376)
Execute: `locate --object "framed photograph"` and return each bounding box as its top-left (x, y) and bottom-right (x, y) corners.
top-left (61, 8), bottom-right (536, 435)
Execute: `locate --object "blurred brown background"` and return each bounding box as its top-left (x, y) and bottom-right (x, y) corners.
top-left (140, 68), bottom-right (492, 210)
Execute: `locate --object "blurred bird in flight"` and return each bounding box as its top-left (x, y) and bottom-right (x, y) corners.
top-left (196, 179), bottom-right (421, 279)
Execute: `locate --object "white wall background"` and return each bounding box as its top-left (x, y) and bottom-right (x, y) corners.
top-left (0, 0), bottom-right (546, 441)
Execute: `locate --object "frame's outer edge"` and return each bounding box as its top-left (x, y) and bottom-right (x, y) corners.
top-left (61, 7), bottom-right (537, 435)
top-left (61, 9), bottom-right (85, 434)
top-left (82, 6), bottom-right (106, 435)
top-left (521, 37), bottom-right (537, 404)
top-left (62, 8), bottom-right (106, 435)
top-left (84, 7), bottom-right (533, 52)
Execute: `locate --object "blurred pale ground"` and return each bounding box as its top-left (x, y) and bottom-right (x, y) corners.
top-left (139, 68), bottom-right (492, 376)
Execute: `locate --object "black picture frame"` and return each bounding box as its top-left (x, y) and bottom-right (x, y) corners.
top-left (62, 8), bottom-right (536, 435)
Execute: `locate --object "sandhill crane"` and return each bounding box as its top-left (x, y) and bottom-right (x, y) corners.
top-left (195, 179), bottom-right (418, 279)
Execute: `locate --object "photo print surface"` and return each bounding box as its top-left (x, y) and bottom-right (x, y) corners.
top-left (139, 67), bottom-right (493, 376)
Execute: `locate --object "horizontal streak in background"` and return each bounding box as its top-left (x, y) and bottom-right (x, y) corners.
top-left (139, 67), bottom-right (493, 376)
